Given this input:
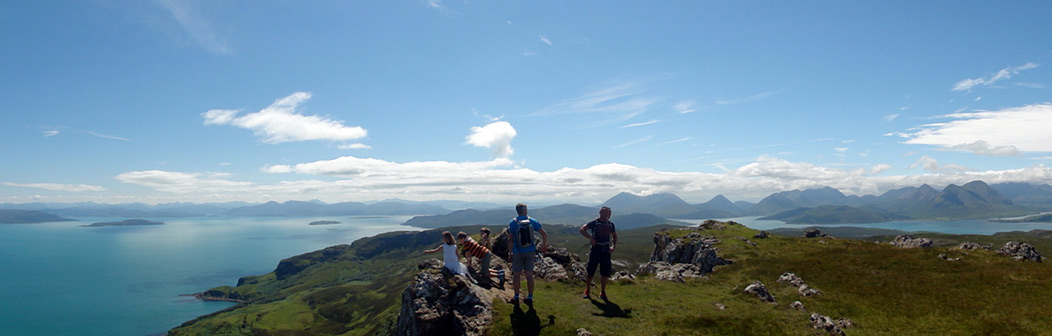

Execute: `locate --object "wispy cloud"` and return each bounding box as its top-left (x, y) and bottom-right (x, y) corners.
top-left (522, 50), bottom-right (538, 57)
top-left (3, 182), bottom-right (106, 192)
top-left (614, 136), bottom-right (652, 148)
top-left (898, 103), bottom-right (1052, 153)
top-left (532, 82), bottom-right (659, 127)
top-left (465, 121), bottom-right (517, 157)
top-left (115, 170), bottom-right (251, 193)
top-left (43, 130), bottom-right (59, 137)
top-left (952, 62), bottom-right (1038, 91)
top-left (620, 119), bottom-right (660, 128)
top-left (203, 92), bottom-right (368, 144)
top-left (883, 114), bottom-right (899, 121)
top-left (660, 137), bottom-right (691, 145)
top-left (674, 101), bottom-right (697, 114)
top-left (157, 0), bottom-right (231, 55)
top-left (715, 89), bottom-right (781, 105)
top-left (86, 131), bottom-right (131, 141)
top-left (1014, 82), bottom-right (1045, 89)
top-left (540, 36), bottom-right (552, 45)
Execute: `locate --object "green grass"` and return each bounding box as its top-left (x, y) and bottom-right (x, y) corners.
top-left (490, 224), bottom-right (1052, 335)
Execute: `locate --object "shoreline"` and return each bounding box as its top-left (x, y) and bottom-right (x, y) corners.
top-left (180, 292), bottom-right (246, 304)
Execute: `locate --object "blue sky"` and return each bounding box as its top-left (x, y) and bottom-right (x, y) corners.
top-left (2, 1), bottom-right (1052, 205)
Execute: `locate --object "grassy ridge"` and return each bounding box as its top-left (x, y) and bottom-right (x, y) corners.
top-left (490, 225), bottom-right (1052, 335)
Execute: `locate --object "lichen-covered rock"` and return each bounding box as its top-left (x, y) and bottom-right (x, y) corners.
top-left (650, 228), bottom-right (731, 274)
top-left (636, 261), bottom-right (705, 282)
top-left (804, 228), bottom-right (827, 238)
top-left (397, 259), bottom-right (502, 336)
top-left (810, 313), bottom-right (846, 335)
top-left (698, 219), bottom-right (728, 230)
top-left (753, 231), bottom-right (770, 239)
top-left (798, 284), bottom-right (822, 297)
top-left (789, 301), bottom-right (807, 311)
top-left (998, 241), bottom-right (1043, 262)
top-left (533, 256), bottom-right (570, 281)
top-left (777, 272), bottom-right (806, 287)
top-left (954, 242), bottom-right (992, 250)
top-left (609, 270), bottom-right (635, 283)
top-left (890, 235), bottom-right (933, 248)
top-left (576, 328), bottom-right (593, 336)
top-left (743, 281), bottom-right (776, 304)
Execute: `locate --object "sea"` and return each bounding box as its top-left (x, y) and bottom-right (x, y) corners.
top-left (0, 216), bottom-right (420, 336)
top-left (5, 215), bottom-right (1052, 335)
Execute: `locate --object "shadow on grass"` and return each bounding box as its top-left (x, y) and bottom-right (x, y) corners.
top-left (510, 302), bottom-right (555, 336)
top-left (590, 298), bottom-right (632, 318)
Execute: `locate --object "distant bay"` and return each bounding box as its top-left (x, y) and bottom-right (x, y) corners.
top-left (0, 216), bottom-right (419, 336)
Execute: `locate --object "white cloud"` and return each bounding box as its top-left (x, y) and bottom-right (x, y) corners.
top-left (883, 114), bottom-right (899, 121)
top-left (115, 170), bottom-right (252, 193)
top-left (43, 130), bottom-right (59, 137)
top-left (621, 119), bottom-right (660, 128)
top-left (540, 36), bottom-right (552, 45)
top-left (899, 103), bottom-right (1052, 153)
top-left (465, 121), bottom-right (517, 157)
top-left (3, 182), bottom-right (106, 192)
top-left (1015, 82), bottom-right (1045, 89)
top-left (157, 0), bottom-right (231, 55)
top-left (614, 136), bottom-right (652, 149)
top-left (909, 156), bottom-right (967, 173)
top-left (974, 96), bottom-right (982, 102)
top-left (952, 62), bottom-right (1039, 91)
top-left (522, 50), bottom-right (537, 57)
top-left (674, 101), bottom-right (697, 114)
top-left (116, 155), bottom-right (1052, 204)
top-left (871, 164), bottom-right (892, 175)
top-left (948, 140), bottom-right (1020, 157)
top-left (339, 143), bottom-right (372, 150)
top-left (203, 92), bottom-right (368, 144)
top-left (834, 147), bottom-right (848, 152)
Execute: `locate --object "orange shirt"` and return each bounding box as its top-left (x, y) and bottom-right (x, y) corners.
top-left (460, 237), bottom-right (490, 259)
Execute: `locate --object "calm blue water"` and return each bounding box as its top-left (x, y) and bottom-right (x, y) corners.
top-left (674, 217), bottom-right (1052, 235)
top-left (0, 216), bottom-right (419, 336)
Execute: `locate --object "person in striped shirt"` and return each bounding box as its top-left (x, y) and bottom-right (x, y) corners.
top-left (457, 231), bottom-right (505, 285)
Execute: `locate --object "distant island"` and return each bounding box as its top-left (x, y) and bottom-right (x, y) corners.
top-left (308, 220), bottom-right (341, 226)
top-left (0, 210), bottom-right (75, 224)
top-left (81, 219), bottom-right (164, 227)
top-left (992, 213), bottom-right (1052, 223)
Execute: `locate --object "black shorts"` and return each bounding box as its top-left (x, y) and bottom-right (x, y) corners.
top-left (587, 245), bottom-right (612, 278)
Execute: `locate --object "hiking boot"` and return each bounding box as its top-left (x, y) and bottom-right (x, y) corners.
top-left (599, 292), bottom-right (608, 301)
top-left (524, 295), bottom-right (533, 304)
top-left (582, 289), bottom-right (590, 299)
top-left (510, 295), bottom-right (519, 305)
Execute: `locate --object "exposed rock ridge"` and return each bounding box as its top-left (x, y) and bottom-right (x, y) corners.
top-left (637, 220), bottom-right (734, 281)
top-left (889, 235), bottom-right (933, 248)
top-left (999, 241), bottom-right (1043, 262)
top-left (397, 259), bottom-right (511, 336)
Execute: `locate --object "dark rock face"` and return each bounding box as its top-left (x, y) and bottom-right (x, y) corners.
top-left (397, 259), bottom-right (494, 336)
top-left (803, 228), bottom-right (827, 238)
top-left (743, 281), bottom-right (776, 304)
top-left (998, 241), bottom-right (1043, 262)
top-left (651, 231), bottom-right (730, 272)
top-left (890, 235), bottom-right (933, 248)
top-left (491, 228), bottom-right (512, 262)
top-left (753, 231), bottom-right (770, 239)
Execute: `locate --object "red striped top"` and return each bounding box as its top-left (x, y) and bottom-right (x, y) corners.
top-left (460, 237), bottom-right (489, 259)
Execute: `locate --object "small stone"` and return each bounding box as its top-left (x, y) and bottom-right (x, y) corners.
top-left (753, 230), bottom-right (770, 239)
top-left (743, 281), bottom-right (776, 304)
top-left (576, 328), bottom-right (593, 336)
top-left (714, 302), bottom-right (726, 310)
top-left (804, 228), bottom-right (827, 238)
top-left (789, 301), bottom-right (806, 311)
top-left (809, 313), bottom-right (845, 335)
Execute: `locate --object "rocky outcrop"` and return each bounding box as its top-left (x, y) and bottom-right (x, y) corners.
top-left (809, 313), bottom-right (846, 335)
top-left (998, 241), bottom-right (1043, 262)
top-left (789, 301), bottom-right (806, 311)
top-left (576, 328), bottom-right (593, 336)
top-left (636, 261), bottom-right (705, 282)
top-left (275, 245), bottom-right (353, 280)
top-left (533, 248), bottom-right (586, 282)
top-left (804, 228), bottom-right (827, 238)
top-left (777, 272), bottom-right (821, 297)
top-left (397, 259), bottom-right (511, 336)
top-left (889, 235), bottom-right (933, 248)
top-left (491, 228), bottom-right (512, 262)
top-left (644, 225), bottom-right (732, 280)
top-left (753, 230), bottom-right (770, 239)
top-left (954, 242), bottom-right (992, 250)
top-left (744, 281), bottom-right (776, 303)
top-left (609, 270), bottom-right (635, 283)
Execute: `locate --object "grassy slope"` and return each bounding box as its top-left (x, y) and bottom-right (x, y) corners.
top-left (490, 224), bottom-right (1052, 335)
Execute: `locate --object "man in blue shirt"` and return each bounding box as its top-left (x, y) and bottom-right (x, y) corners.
top-left (507, 203), bottom-right (548, 304)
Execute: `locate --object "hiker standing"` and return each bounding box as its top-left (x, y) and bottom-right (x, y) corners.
top-left (580, 206), bottom-right (617, 300)
top-left (507, 203), bottom-right (548, 304)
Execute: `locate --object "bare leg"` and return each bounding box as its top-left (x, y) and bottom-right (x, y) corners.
top-left (584, 273), bottom-right (593, 295)
top-left (600, 276), bottom-right (608, 296)
top-left (512, 271), bottom-right (522, 296)
top-left (525, 271), bottom-right (535, 296)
